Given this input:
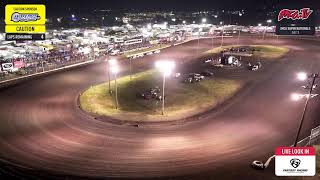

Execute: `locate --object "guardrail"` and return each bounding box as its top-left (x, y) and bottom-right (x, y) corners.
top-left (0, 59), bottom-right (97, 90)
top-left (0, 60), bottom-right (94, 85)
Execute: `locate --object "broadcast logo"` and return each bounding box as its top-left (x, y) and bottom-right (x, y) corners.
top-left (278, 8), bottom-right (313, 21)
top-left (276, 7), bottom-right (315, 35)
top-left (290, 158), bottom-right (301, 168)
top-left (275, 147), bottom-right (315, 176)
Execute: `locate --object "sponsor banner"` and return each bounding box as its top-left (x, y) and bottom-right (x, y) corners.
top-left (275, 147), bottom-right (315, 176)
top-left (276, 7), bottom-right (316, 35)
top-left (1, 63), bottom-right (14, 71)
top-left (5, 25), bottom-right (46, 33)
top-left (14, 61), bottom-right (25, 68)
top-left (5, 4), bottom-right (46, 25)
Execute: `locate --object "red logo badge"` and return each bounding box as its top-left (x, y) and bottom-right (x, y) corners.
top-left (278, 8), bottom-right (313, 21)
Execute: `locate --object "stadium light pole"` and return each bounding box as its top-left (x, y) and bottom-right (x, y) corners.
top-left (128, 57), bottom-right (132, 80)
top-left (237, 14), bottom-right (243, 46)
top-left (293, 72), bottom-right (319, 147)
top-left (197, 28), bottom-right (202, 55)
top-left (155, 61), bottom-right (175, 115)
top-left (237, 28), bottom-right (241, 46)
top-left (108, 58), bottom-right (117, 94)
top-left (220, 21), bottom-right (224, 47)
top-left (263, 26), bottom-right (266, 40)
top-left (111, 65), bottom-right (119, 109)
top-left (263, 19), bottom-right (272, 40)
top-left (197, 18), bottom-right (207, 55)
top-left (211, 29), bottom-right (214, 49)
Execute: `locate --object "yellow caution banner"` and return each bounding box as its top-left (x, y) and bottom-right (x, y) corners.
top-left (5, 25), bottom-right (46, 33)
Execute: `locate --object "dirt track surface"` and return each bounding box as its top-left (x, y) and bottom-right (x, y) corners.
top-left (0, 36), bottom-right (320, 179)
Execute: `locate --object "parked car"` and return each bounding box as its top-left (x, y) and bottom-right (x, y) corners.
top-left (184, 73), bottom-right (204, 83)
top-left (136, 54), bottom-right (144, 58)
top-left (201, 70), bottom-right (214, 77)
top-left (204, 58), bottom-right (212, 63)
top-left (251, 65), bottom-right (259, 71)
top-left (141, 92), bottom-right (152, 100)
top-left (189, 73), bottom-right (205, 80)
top-left (257, 61), bottom-right (262, 68)
top-left (232, 60), bottom-right (241, 67)
top-left (174, 73), bottom-right (181, 78)
top-left (238, 47), bottom-right (248, 52)
top-left (110, 49), bottom-right (121, 56)
top-left (214, 64), bottom-right (224, 68)
top-left (141, 87), bottom-right (161, 100)
top-left (150, 87), bottom-right (160, 93)
top-left (146, 52), bottom-right (153, 55)
top-left (184, 77), bottom-right (194, 83)
top-left (155, 95), bottom-right (166, 101)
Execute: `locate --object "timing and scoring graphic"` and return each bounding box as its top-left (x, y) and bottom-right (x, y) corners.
top-left (5, 4), bottom-right (46, 41)
top-left (275, 147), bottom-right (316, 176)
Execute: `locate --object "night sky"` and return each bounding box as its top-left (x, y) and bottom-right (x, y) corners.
top-left (0, 0), bottom-right (319, 17)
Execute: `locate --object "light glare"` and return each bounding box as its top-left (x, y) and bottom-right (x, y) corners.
top-left (297, 72), bottom-right (307, 81)
top-left (291, 93), bottom-right (302, 101)
top-left (109, 59), bottom-right (117, 66)
top-left (111, 65), bottom-right (119, 74)
top-left (155, 61), bottom-right (175, 76)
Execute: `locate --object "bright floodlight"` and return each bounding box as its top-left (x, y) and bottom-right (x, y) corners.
top-left (291, 93), bottom-right (302, 101)
top-left (202, 18), bottom-right (207, 23)
top-left (258, 23), bottom-right (262, 26)
top-left (297, 72), bottom-right (308, 81)
top-left (109, 59), bottom-right (117, 66)
top-left (111, 65), bottom-right (119, 74)
top-left (155, 61), bottom-right (175, 76)
top-left (71, 14), bottom-right (75, 18)
top-left (182, 20), bottom-right (186, 24)
top-left (267, 19), bottom-right (272, 23)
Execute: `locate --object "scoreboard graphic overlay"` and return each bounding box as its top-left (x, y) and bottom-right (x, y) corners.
top-left (5, 4), bottom-right (46, 41)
